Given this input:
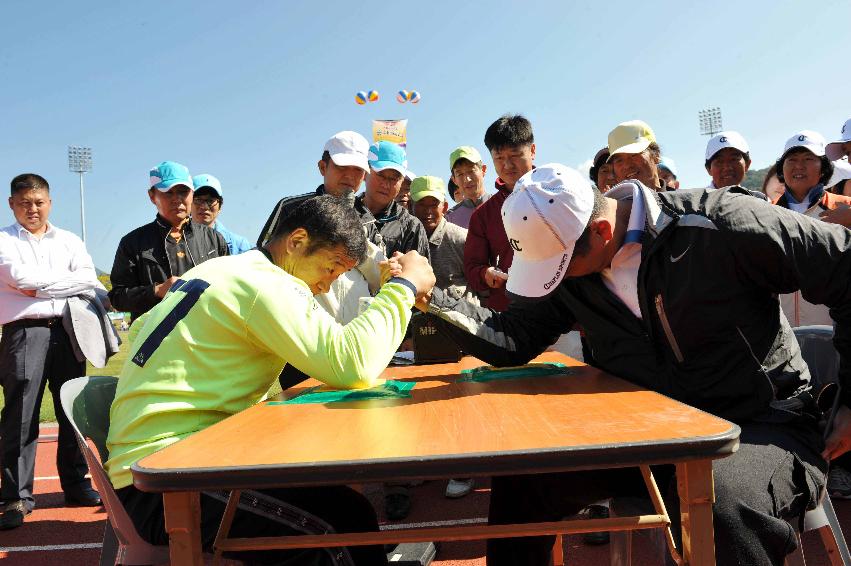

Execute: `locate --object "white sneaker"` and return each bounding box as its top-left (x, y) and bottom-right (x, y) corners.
top-left (445, 478), bottom-right (474, 498)
top-left (829, 466), bottom-right (851, 500)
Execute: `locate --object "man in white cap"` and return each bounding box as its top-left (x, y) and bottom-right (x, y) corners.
top-left (418, 164), bottom-right (851, 565)
top-left (606, 120), bottom-right (666, 192)
top-left (705, 131), bottom-right (752, 189)
top-left (826, 118), bottom-right (851, 162)
top-left (190, 173), bottom-right (251, 255)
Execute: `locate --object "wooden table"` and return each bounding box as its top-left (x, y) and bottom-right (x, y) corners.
top-left (132, 352), bottom-right (740, 565)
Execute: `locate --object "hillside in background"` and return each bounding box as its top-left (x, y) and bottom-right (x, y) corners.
top-left (741, 165), bottom-right (771, 193)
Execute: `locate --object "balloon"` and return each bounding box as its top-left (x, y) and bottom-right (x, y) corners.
top-left (355, 91), bottom-right (367, 105)
top-left (368, 90), bottom-right (379, 102)
top-left (408, 91), bottom-right (421, 104)
top-left (396, 90), bottom-right (409, 103)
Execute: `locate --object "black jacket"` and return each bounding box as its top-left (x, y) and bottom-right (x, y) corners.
top-left (428, 184), bottom-right (851, 423)
top-left (354, 195), bottom-right (430, 259)
top-left (256, 185), bottom-right (384, 249)
top-left (108, 216), bottom-right (228, 321)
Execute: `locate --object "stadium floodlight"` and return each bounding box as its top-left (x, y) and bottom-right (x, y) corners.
top-left (698, 107), bottom-right (723, 137)
top-left (68, 146), bottom-right (92, 242)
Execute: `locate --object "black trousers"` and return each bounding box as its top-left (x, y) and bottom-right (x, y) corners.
top-left (0, 320), bottom-right (90, 509)
top-left (486, 421), bottom-right (827, 566)
top-left (117, 484), bottom-right (388, 566)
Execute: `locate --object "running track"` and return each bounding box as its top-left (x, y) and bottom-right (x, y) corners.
top-left (2, 426), bottom-right (848, 565)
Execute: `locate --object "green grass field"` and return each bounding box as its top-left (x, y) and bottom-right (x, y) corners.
top-left (0, 330), bottom-right (130, 424)
top-left (0, 329), bottom-right (284, 424)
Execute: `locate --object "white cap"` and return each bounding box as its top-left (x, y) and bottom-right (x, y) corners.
top-left (827, 159), bottom-right (851, 189)
top-left (782, 130), bottom-right (827, 158)
top-left (323, 131), bottom-right (370, 172)
top-left (658, 156), bottom-right (678, 178)
top-left (826, 119), bottom-right (851, 161)
top-left (502, 164), bottom-right (594, 300)
top-left (705, 131), bottom-right (750, 162)
top-left (404, 169), bottom-right (416, 181)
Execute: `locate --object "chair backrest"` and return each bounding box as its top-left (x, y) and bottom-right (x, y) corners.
top-left (60, 376), bottom-right (169, 564)
top-left (793, 325), bottom-right (839, 393)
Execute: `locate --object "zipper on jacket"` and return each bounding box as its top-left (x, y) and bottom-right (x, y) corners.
top-left (654, 294), bottom-right (684, 363)
top-left (736, 326), bottom-right (777, 399)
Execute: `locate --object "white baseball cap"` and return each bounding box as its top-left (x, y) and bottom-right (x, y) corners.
top-left (323, 131), bottom-right (370, 172)
top-left (827, 159), bottom-right (851, 189)
top-left (826, 119), bottom-right (851, 161)
top-left (502, 164), bottom-right (594, 300)
top-left (782, 130), bottom-right (827, 159)
top-left (705, 131), bottom-right (750, 162)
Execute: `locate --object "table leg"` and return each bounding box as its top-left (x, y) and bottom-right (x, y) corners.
top-left (163, 491), bottom-right (203, 566)
top-left (677, 460), bottom-right (715, 566)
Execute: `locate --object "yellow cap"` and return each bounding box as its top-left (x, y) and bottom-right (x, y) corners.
top-left (449, 146), bottom-right (483, 172)
top-left (410, 176), bottom-right (446, 202)
top-left (607, 120), bottom-right (657, 158)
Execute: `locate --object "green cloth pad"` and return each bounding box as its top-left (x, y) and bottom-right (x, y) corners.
top-left (270, 380), bottom-right (416, 405)
top-left (458, 362), bottom-right (571, 382)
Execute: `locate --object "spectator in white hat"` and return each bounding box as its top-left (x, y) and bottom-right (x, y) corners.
top-left (606, 120), bottom-right (666, 192)
top-left (826, 118), bottom-right (851, 162)
top-left (773, 131), bottom-right (851, 328)
top-left (191, 174), bottom-right (251, 255)
top-left (705, 131), bottom-right (751, 189)
top-left (657, 156), bottom-right (680, 190)
top-left (394, 170), bottom-right (416, 212)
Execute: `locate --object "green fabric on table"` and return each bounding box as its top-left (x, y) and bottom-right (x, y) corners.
top-left (458, 362), bottom-right (572, 382)
top-left (270, 380), bottom-right (416, 405)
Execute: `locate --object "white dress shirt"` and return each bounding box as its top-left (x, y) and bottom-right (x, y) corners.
top-left (0, 222), bottom-right (101, 325)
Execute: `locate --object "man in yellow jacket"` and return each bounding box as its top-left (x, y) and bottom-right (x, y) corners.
top-left (106, 195), bottom-right (434, 566)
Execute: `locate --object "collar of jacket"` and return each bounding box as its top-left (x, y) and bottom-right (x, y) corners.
top-left (356, 194), bottom-right (405, 224)
top-left (494, 177), bottom-right (513, 196)
top-left (777, 184), bottom-right (825, 210)
top-left (606, 180), bottom-right (671, 241)
top-left (154, 214), bottom-right (194, 234)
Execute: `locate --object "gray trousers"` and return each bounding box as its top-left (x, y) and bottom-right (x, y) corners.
top-left (0, 320), bottom-right (90, 510)
top-left (486, 421), bottom-right (827, 566)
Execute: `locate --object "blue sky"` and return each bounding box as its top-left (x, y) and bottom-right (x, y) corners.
top-left (2, 0), bottom-right (848, 269)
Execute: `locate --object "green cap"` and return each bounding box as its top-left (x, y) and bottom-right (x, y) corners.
top-left (449, 146), bottom-right (482, 172)
top-left (410, 176), bottom-right (446, 203)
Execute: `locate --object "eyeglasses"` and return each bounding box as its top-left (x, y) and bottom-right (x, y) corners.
top-left (194, 198), bottom-right (220, 210)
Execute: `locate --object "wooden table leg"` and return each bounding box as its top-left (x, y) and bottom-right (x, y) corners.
top-left (677, 460), bottom-right (715, 566)
top-left (163, 491), bottom-right (203, 566)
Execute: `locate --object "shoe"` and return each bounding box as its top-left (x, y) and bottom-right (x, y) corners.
top-left (384, 491), bottom-right (412, 521)
top-left (64, 488), bottom-right (102, 507)
top-left (0, 500), bottom-right (31, 530)
top-left (445, 478), bottom-right (475, 499)
top-left (828, 466), bottom-right (851, 499)
top-left (582, 504), bottom-right (610, 545)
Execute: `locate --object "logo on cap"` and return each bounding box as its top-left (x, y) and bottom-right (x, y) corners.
top-left (509, 238), bottom-right (523, 252)
top-left (719, 136), bottom-right (727, 143)
top-left (843, 124), bottom-right (847, 134)
top-left (798, 135), bottom-right (807, 142)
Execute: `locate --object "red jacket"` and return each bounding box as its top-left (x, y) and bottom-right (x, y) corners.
top-left (463, 179), bottom-right (514, 311)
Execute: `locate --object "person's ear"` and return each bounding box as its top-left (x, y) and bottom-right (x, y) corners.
top-left (148, 189), bottom-right (157, 205)
top-left (442, 201), bottom-right (449, 214)
top-left (286, 228), bottom-right (310, 254)
top-left (595, 218), bottom-right (614, 244)
top-left (318, 160), bottom-right (327, 177)
top-left (7, 197), bottom-right (13, 211)
top-left (705, 163), bottom-right (712, 175)
top-left (529, 144), bottom-right (536, 161)
top-left (481, 164), bottom-right (487, 176)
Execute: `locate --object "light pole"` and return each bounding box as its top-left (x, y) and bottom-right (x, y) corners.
top-left (698, 107), bottom-right (723, 137)
top-left (68, 146), bottom-right (92, 242)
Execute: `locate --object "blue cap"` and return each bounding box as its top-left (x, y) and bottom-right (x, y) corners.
top-left (368, 141), bottom-right (408, 175)
top-left (192, 174), bottom-right (223, 197)
top-left (658, 156), bottom-right (678, 178)
top-left (149, 161), bottom-right (192, 191)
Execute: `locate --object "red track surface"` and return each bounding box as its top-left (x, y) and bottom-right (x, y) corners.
top-left (2, 427), bottom-right (849, 565)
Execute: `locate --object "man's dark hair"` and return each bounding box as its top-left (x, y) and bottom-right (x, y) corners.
top-left (589, 148), bottom-right (610, 183)
top-left (321, 150), bottom-right (332, 164)
top-left (704, 150), bottom-right (752, 171)
top-left (194, 186), bottom-right (223, 206)
top-left (647, 142), bottom-right (662, 164)
top-left (761, 164), bottom-right (779, 195)
top-left (775, 148), bottom-right (834, 186)
top-left (10, 173), bottom-right (49, 196)
top-left (484, 114), bottom-right (534, 152)
top-left (573, 185), bottom-right (608, 258)
top-left (271, 195), bottom-right (367, 263)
